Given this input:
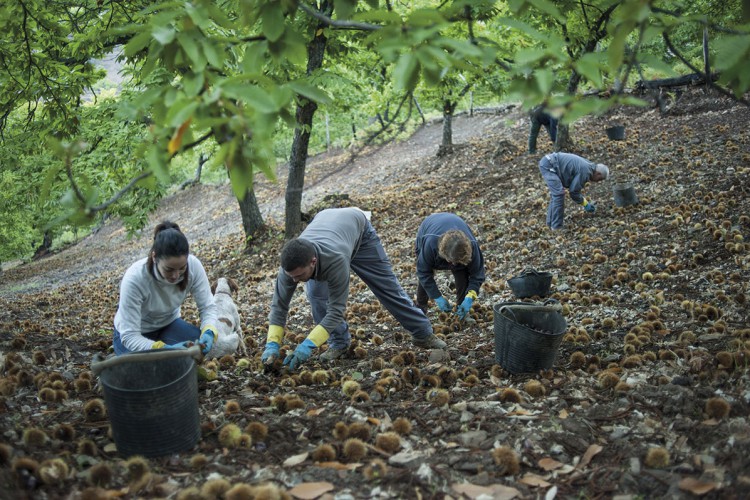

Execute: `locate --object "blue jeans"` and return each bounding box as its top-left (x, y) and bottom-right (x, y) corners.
top-left (305, 221), bottom-right (433, 349)
top-left (539, 157), bottom-right (566, 230)
top-left (113, 318), bottom-right (200, 355)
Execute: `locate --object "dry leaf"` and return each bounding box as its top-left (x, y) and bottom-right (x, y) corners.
top-left (558, 409), bottom-right (569, 419)
top-left (701, 418), bottom-right (720, 426)
top-left (451, 483), bottom-right (493, 499)
top-left (545, 485), bottom-right (558, 500)
top-left (289, 481), bottom-right (334, 499)
top-left (306, 408), bottom-right (325, 416)
top-left (283, 452), bottom-right (309, 467)
top-left (367, 417), bottom-right (381, 426)
top-left (519, 473), bottom-right (552, 487)
top-left (576, 444), bottom-right (603, 469)
top-left (538, 457), bottom-right (564, 471)
top-left (678, 477), bottom-right (718, 495)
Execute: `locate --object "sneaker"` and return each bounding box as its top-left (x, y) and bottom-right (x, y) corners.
top-left (320, 347), bottom-right (348, 361)
top-left (412, 335), bottom-right (447, 349)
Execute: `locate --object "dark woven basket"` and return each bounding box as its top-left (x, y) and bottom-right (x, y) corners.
top-left (606, 125), bottom-right (625, 140)
top-left (99, 350), bottom-right (200, 457)
top-left (507, 268), bottom-right (553, 299)
top-left (493, 301), bottom-right (567, 374)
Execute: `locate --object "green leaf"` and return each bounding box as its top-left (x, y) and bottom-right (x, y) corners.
top-left (202, 41), bottom-right (224, 69)
top-left (394, 53), bottom-right (420, 92)
top-left (533, 68), bottom-right (555, 94)
top-left (146, 145), bottom-right (170, 184)
top-left (165, 99), bottom-right (199, 127)
top-left (182, 71), bottom-right (205, 97)
top-left (124, 30), bottom-right (152, 57)
top-left (526, 0), bottom-right (564, 22)
top-left (221, 84), bottom-right (279, 113)
top-left (177, 32), bottom-right (206, 70)
top-left (152, 25), bottom-right (176, 45)
top-left (563, 98), bottom-right (610, 124)
top-left (287, 81), bottom-right (332, 105)
top-left (335, 0), bottom-right (357, 20)
top-left (261, 3), bottom-right (285, 42)
top-left (574, 53), bottom-right (604, 88)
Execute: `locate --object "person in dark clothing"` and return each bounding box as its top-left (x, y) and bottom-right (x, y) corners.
top-left (414, 213), bottom-right (485, 321)
top-left (261, 207), bottom-right (446, 371)
top-left (538, 152), bottom-right (610, 230)
top-left (528, 106), bottom-right (558, 153)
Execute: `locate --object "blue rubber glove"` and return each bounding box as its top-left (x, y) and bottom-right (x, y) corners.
top-left (261, 341), bottom-right (280, 365)
top-left (199, 330), bottom-right (215, 355)
top-left (283, 339), bottom-right (317, 371)
top-left (583, 199), bottom-right (596, 213)
top-left (456, 296), bottom-right (474, 320)
top-left (435, 296), bottom-right (452, 312)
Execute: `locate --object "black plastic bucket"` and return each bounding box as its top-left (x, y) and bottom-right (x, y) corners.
top-left (613, 182), bottom-right (638, 207)
top-left (507, 269), bottom-right (553, 299)
top-left (96, 349), bottom-right (200, 457)
top-left (606, 125), bottom-right (625, 141)
top-left (493, 301), bottom-right (567, 374)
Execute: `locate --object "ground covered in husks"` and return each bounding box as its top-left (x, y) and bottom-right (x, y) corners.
top-left (1, 88), bottom-right (749, 499)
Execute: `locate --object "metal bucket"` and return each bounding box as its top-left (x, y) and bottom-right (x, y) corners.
top-left (493, 300), bottom-right (566, 374)
top-left (613, 182), bottom-right (638, 207)
top-left (506, 268), bottom-right (553, 299)
top-left (606, 125), bottom-right (625, 141)
top-left (92, 346), bottom-right (202, 457)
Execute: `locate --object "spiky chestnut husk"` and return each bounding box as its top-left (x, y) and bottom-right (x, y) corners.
top-left (499, 388), bottom-right (522, 404)
top-left (22, 428), bottom-right (48, 448)
top-left (124, 455), bottom-right (150, 483)
top-left (391, 417), bottom-right (412, 435)
top-left (491, 446), bottom-right (520, 475)
top-left (311, 443), bottom-right (336, 462)
top-left (224, 400), bottom-right (241, 415)
top-left (351, 390), bottom-right (370, 403)
top-left (343, 438), bottom-right (367, 462)
top-left (245, 422), bottom-right (268, 442)
top-left (644, 447), bottom-right (670, 468)
top-left (342, 380), bottom-right (361, 397)
top-left (347, 422), bottom-right (371, 441)
top-left (189, 453), bottom-right (208, 470)
top-left (374, 432), bottom-right (401, 453)
top-left (83, 399), bottom-right (106, 422)
top-left (201, 478), bottom-right (232, 498)
top-left (597, 371), bottom-right (620, 389)
top-left (332, 421), bottom-right (349, 440)
top-left (87, 462), bottom-right (113, 487)
top-left (705, 397), bottom-right (731, 419)
top-left (523, 380), bottom-right (546, 398)
top-left (218, 423), bottom-right (243, 448)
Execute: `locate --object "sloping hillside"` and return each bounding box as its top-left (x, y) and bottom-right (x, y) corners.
top-left (0, 89), bottom-right (748, 499)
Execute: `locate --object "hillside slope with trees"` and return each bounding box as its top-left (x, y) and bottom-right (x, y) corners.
top-left (0, 87), bottom-right (749, 498)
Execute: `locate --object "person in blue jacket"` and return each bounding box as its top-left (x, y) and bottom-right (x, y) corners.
top-left (538, 152), bottom-right (610, 230)
top-left (261, 207), bottom-right (446, 370)
top-left (528, 105), bottom-right (558, 153)
top-left (414, 213), bottom-right (485, 322)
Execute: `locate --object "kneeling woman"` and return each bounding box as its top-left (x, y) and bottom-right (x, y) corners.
top-left (113, 221), bottom-right (217, 356)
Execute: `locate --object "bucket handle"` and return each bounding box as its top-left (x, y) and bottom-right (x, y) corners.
top-left (91, 345), bottom-right (203, 376)
top-left (499, 298), bottom-right (562, 317)
top-left (518, 267), bottom-right (543, 277)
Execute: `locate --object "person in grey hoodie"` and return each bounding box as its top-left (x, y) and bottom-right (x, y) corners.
top-left (538, 152), bottom-right (610, 230)
top-left (113, 221), bottom-right (218, 356)
top-left (262, 207), bottom-right (445, 370)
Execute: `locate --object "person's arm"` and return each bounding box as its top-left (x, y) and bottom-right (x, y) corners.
top-left (315, 259), bottom-right (350, 335)
top-left (416, 243), bottom-right (442, 299)
top-left (268, 268), bottom-right (296, 330)
top-left (117, 277), bottom-right (155, 352)
top-left (467, 243), bottom-right (486, 294)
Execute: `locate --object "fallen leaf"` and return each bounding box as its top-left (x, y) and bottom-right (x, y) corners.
top-left (558, 409), bottom-right (569, 419)
top-left (103, 443), bottom-right (117, 454)
top-left (538, 457), bottom-right (564, 471)
top-left (701, 418), bottom-right (720, 426)
top-left (367, 417), bottom-right (381, 426)
top-left (678, 477), bottom-right (718, 495)
top-left (451, 482), bottom-right (493, 499)
top-left (283, 452), bottom-right (309, 467)
top-left (306, 408), bottom-right (325, 417)
top-left (577, 444), bottom-right (603, 469)
top-left (519, 473), bottom-right (551, 487)
top-left (545, 485), bottom-right (558, 499)
top-left (289, 481), bottom-right (334, 499)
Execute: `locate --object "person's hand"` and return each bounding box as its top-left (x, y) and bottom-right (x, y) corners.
top-left (261, 341), bottom-right (280, 365)
top-left (582, 198), bottom-right (596, 213)
top-left (159, 340), bottom-right (194, 349)
top-left (435, 296), bottom-right (452, 312)
top-left (199, 329), bottom-right (216, 355)
top-left (456, 296), bottom-right (474, 320)
top-left (283, 339), bottom-right (317, 371)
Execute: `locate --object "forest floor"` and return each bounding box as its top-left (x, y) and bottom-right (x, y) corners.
top-left (1, 88), bottom-right (749, 500)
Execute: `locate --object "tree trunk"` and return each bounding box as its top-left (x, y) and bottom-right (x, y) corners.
top-left (437, 100), bottom-right (456, 156)
top-left (237, 187), bottom-right (265, 244)
top-left (284, 1), bottom-right (330, 240)
top-left (555, 72), bottom-right (582, 152)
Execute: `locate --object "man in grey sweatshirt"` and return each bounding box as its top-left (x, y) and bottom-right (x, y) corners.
top-left (538, 152), bottom-right (610, 230)
top-left (262, 207), bottom-right (445, 370)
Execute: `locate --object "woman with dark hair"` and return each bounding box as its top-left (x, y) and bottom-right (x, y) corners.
top-left (113, 221), bottom-right (218, 356)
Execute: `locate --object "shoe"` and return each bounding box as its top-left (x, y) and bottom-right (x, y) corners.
top-left (320, 347), bottom-right (348, 361)
top-left (412, 335), bottom-right (447, 349)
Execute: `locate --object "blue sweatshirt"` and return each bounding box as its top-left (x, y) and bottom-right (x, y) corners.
top-left (415, 213), bottom-right (485, 299)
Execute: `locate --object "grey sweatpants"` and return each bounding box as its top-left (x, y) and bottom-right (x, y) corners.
top-left (305, 221), bottom-right (433, 349)
top-left (539, 156), bottom-right (566, 230)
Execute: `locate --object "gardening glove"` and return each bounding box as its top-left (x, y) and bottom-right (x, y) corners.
top-left (435, 296), bottom-right (452, 312)
top-left (582, 198), bottom-right (596, 213)
top-left (456, 290), bottom-right (478, 320)
top-left (198, 327), bottom-right (216, 355)
top-left (262, 325), bottom-right (284, 365)
top-left (283, 325), bottom-right (329, 371)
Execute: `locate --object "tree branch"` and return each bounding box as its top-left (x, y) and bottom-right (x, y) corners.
top-left (298, 2), bottom-right (380, 31)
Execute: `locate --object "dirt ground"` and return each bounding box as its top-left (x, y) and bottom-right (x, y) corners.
top-left (1, 88), bottom-right (749, 500)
